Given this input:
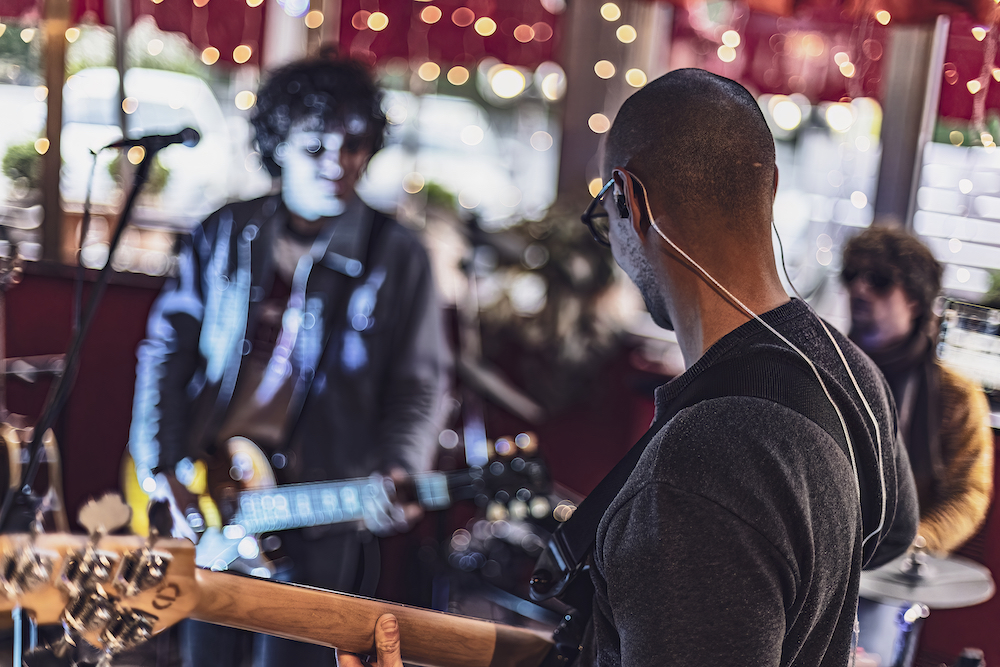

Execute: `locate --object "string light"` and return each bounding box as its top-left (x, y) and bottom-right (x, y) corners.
top-left (474, 17), bottom-right (496, 36)
top-left (826, 103), bottom-right (854, 132)
top-left (233, 44), bottom-right (252, 63)
top-left (420, 6), bottom-right (441, 24)
top-left (34, 138), bottom-right (49, 155)
top-left (600, 3), bottom-right (621, 21)
top-left (514, 24), bottom-right (534, 42)
top-left (490, 66), bottom-right (526, 98)
top-left (417, 62), bottom-right (440, 81)
top-left (625, 68), bottom-right (647, 87)
top-left (368, 12), bottom-right (389, 31)
top-left (718, 45), bottom-right (736, 62)
top-left (594, 60), bottom-right (615, 79)
top-left (127, 146), bottom-right (146, 165)
top-left (770, 96), bottom-right (802, 131)
top-left (305, 10), bottom-right (324, 28)
top-left (874, 10), bottom-right (890, 24)
top-left (447, 66), bottom-right (470, 85)
top-left (202, 47), bottom-right (220, 65)
top-left (968, 79), bottom-right (983, 94)
top-left (452, 8), bottom-right (474, 27)
top-left (840, 62), bottom-right (856, 78)
top-left (972, 26), bottom-right (988, 41)
top-left (616, 25), bottom-right (636, 43)
top-left (588, 113), bottom-right (611, 133)
top-left (235, 91), bottom-right (256, 110)
top-left (721, 30), bottom-right (740, 47)
top-left (65, 27), bottom-right (80, 42)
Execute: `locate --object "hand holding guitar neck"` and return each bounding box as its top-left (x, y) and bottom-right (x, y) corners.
top-left (362, 468), bottom-right (425, 537)
top-left (146, 472), bottom-right (202, 544)
top-left (336, 614), bottom-right (404, 667)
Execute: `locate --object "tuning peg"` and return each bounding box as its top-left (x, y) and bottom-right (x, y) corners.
top-left (116, 546), bottom-right (171, 597)
top-left (0, 544), bottom-right (53, 597)
top-left (78, 494), bottom-right (131, 537)
top-left (62, 586), bottom-right (114, 635)
top-left (101, 606), bottom-right (156, 654)
top-left (59, 547), bottom-right (117, 598)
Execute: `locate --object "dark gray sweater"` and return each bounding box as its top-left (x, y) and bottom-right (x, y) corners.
top-left (584, 299), bottom-right (918, 666)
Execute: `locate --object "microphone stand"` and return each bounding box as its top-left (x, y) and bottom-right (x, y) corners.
top-left (0, 152), bottom-right (154, 532)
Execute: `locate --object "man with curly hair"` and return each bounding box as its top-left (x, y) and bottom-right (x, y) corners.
top-left (129, 57), bottom-right (449, 666)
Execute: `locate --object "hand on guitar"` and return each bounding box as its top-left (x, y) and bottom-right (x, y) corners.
top-left (147, 471), bottom-right (203, 543)
top-left (362, 468), bottom-right (424, 537)
top-left (336, 613), bottom-right (404, 667)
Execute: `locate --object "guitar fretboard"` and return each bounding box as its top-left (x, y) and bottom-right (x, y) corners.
top-left (233, 473), bottom-right (452, 535)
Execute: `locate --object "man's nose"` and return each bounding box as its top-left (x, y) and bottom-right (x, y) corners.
top-left (318, 149), bottom-right (345, 179)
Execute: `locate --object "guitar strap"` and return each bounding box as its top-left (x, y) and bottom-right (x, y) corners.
top-left (530, 348), bottom-right (850, 611)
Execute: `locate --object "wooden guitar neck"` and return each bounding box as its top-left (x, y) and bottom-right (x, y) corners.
top-left (192, 569), bottom-right (554, 667)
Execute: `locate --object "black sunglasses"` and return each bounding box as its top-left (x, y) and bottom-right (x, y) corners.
top-left (841, 267), bottom-right (896, 292)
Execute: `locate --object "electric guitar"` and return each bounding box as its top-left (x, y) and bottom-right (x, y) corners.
top-left (121, 434), bottom-right (555, 572)
top-left (0, 531), bottom-right (557, 667)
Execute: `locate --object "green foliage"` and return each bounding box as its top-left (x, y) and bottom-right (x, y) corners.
top-left (935, 115), bottom-right (1000, 146)
top-left (1, 140), bottom-right (42, 191)
top-left (982, 270), bottom-right (1000, 309)
top-left (107, 153), bottom-right (170, 195)
top-left (0, 22), bottom-right (42, 84)
top-left (425, 181), bottom-right (457, 210)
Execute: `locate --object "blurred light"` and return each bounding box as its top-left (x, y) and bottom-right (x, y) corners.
top-left (402, 172), bottom-right (425, 194)
top-left (616, 24), bottom-right (636, 43)
top-left (771, 97), bottom-right (802, 131)
top-left (501, 186), bottom-right (522, 208)
top-left (803, 33), bottom-right (825, 57)
top-left (855, 136), bottom-right (871, 151)
top-left (625, 68), bottom-right (647, 87)
top-left (386, 58), bottom-right (408, 76)
top-left (459, 189), bottom-right (481, 209)
top-left (33, 86), bottom-right (47, 101)
top-left (491, 67), bottom-right (525, 98)
top-left (957, 267), bottom-right (971, 283)
top-left (461, 125), bottom-right (484, 145)
top-left (532, 22), bottom-right (553, 41)
top-left (127, 146), bottom-right (146, 164)
top-left (439, 429), bottom-right (459, 449)
top-left (246, 0), bottom-right (263, 6)
top-left (305, 10), bottom-right (324, 28)
top-left (718, 45), bottom-right (736, 62)
top-left (817, 248), bottom-right (832, 266)
top-left (600, 3), bottom-right (621, 20)
top-left (201, 47), bottom-right (220, 65)
top-left (233, 44), bottom-right (252, 63)
top-left (828, 171), bottom-right (844, 187)
top-left (983, 132), bottom-right (996, 147)
top-left (65, 27), bottom-right (80, 42)
top-left (235, 90), bottom-right (256, 110)
top-left (452, 8), bottom-right (474, 27)
top-left (447, 66), bottom-right (470, 85)
top-left (147, 38), bottom-right (164, 55)
top-left (994, 68), bottom-right (1000, 82)
top-left (973, 26), bottom-right (987, 41)
top-left (816, 234), bottom-right (833, 251)
top-left (949, 237), bottom-right (962, 253)
top-left (385, 104), bottom-right (407, 124)
top-left (514, 24), bottom-right (535, 42)
top-left (193, 0), bottom-right (209, 7)
top-left (968, 79), bottom-right (982, 94)
top-left (851, 191), bottom-right (868, 208)
top-left (722, 30), bottom-right (741, 47)
top-left (282, 0), bottom-right (308, 14)
top-left (834, 51), bottom-right (850, 66)
top-left (420, 6), bottom-right (441, 23)
top-left (826, 103), bottom-right (854, 131)
top-left (875, 10), bottom-right (890, 24)
top-left (840, 62), bottom-right (856, 77)
top-left (368, 11), bottom-right (389, 30)
top-left (588, 178), bottom-right (603, 197)
top-left (352, 10), bottom-right (370, 29)
top-left (541, 72), bottom-right (565, 100)
top-left (541, 0), bottom-right (566, 13)
top-left (33, 138), bottom-right (48, 155)
top-left (589, 113), bottom-right (611, 133)
top-left (20, 28), bottom-right (34, 43)
top-left (244, 152), bottom-right (262, 171)
top-left (122, 97), bottom-right (139, 114)
top-left (530, 131), bottom-right (553, 151)
top-left (0, 24), bottom-right (6, 38)
top-left (417, 62), bottom-right (440, 81)
top-left (950, 130), bottom-right (965, 146)
top-left (474, 17), bottom-right (496, 35)
top-left (960, 178), bottom-right (974, 194)
top-left (594, 60), bottom-right (615, 79)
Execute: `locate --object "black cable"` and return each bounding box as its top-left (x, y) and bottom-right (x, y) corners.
top-left (72, 151), bottom-right (99, 335)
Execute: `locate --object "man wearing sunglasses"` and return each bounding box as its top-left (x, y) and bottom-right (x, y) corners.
top-left (842, 227), bottom-right (992, 557)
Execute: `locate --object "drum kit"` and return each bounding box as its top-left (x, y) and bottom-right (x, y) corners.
top-left (857, 543), bottom-right (994, 667)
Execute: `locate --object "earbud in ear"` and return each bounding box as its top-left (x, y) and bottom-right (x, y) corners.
top-left (615, 194), bottom-right (628, 219)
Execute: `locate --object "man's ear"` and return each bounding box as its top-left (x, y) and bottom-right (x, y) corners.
top-left (612, 168), bottom-right (647, 238)
top-left (773, 165), bottom-right (780, 198)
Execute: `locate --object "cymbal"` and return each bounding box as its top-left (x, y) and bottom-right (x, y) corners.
top-left (860, 552), bottom-right (995, 609)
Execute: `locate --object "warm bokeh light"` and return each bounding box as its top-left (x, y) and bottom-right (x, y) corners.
top-left (972, 26), bottom-right (988, 41)
top-left (233, 44), bottom-right (252, 64)
top-left (721, 30), bottom-right (741, 47)
top-left (625, 68), bottom-right (646, 87)
top-left (201, 47), bottom-right (220, 65)
top-left (600, 3), bottom-right (621, 21)
top-left (368, 12), bottom-right (389, 30)
top-left (530, 131), bottom-right (553, 151)
top-left (417, 61), bottom-right (441, 81)
top-left (491, 67), bottom-right (526, 98)
top-left (20, 28), bottom-right (34, 43)
top-left (874, 10), bottom-right (890, 24)
top-left (983, 132), bottom-right (995, 147)
top-left (0, 25), bottom-right (6, 38)
top-left (452, 8), bottom-right (474, 27)
top-left (65, 27), bottom-right (80, 42)
top-left (594, 60), bottom-right (615, 79)
top-left (993, 68), bottom-right (1000, 82)
top-left (402, 172), bottom-right (425, 194)
top-left (851, 191), bottom-right (868, 208)
top-left (718, 45), bottom-right (736, 62)
top-left (950, 130), bottom-right (965, 146)
top-left (616, 25), bottom-right (636, 43)
top-left (305, 10), bottom-right (324, 28)
top-left (246, 0), bottom-right (264, 7)
top-left (447, 66), bottom-right (470, 85)
top-left (960, 178), bottom-right (974, 194)
top-left (420, 6), bottom-right (441, 24)
top-left (839, 62), bottom-right (856, 78)
top-left (834, 51), bottom-right (850, 66)
top-left (351, 10), bottom-right (370, 30)
top-left (588, 113), bottom-right (611, 133)
top-left (514, 24), bottom-right (535, 42)
top-left (122, 97), bottom-right (139, 114)
top-left (461, 125), bottom-right (484, 146)
top-left (235, 90), bottom-right (256, 110)
top-left (193, 0), bottom-right (209, 8)
top-left (127, 146), bottom-right (146, 165)
top-left (533, 22), bottom-right (553, 41)
top-left (770, 97), bottom-right (802, 131)
top-left (588, 178), bottom-right (604, 197)
top-left (474, 17), bottom-right (496, 36)
top-left (33, 138), bottom-right (49, 155)
top-left (957, 267), bottom-right (971, 283)
top-left (33, 86), bottom-right (47, 101)
top-left (826, 103), bottom-right (854, 132)
top-left (147, 39), bottom-right (163, 55)
top-left (968, 79), bottom-right (983, 94)
top-left (541, 72), bottom-right (565, 101)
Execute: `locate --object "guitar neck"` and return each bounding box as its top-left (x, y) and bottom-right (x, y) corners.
top-left (233, 472), bottom-right (455, 535)
top-left (192, 569), bottom-right (553, 667)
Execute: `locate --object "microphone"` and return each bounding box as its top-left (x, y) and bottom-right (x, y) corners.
top-left (104, 127), bottom-right (200, 152)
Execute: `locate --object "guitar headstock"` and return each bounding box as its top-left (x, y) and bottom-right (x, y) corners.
top-left (0, 532), bottom-right (197, 660)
